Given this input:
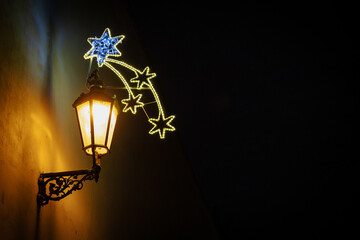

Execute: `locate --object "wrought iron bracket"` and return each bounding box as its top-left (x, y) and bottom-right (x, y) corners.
top-left (37, 154), bottom-right (101, 206)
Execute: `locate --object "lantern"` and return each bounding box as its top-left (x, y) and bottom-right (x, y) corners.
top-left (73, 87), bottom-right (119, 156)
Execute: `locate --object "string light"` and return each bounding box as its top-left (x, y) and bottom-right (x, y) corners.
top-left (121, 94), bottom-right (144, 114)
top-left (84, 28), bottom-right (176, 139)
top-left (105, 59), bottom-right (164, 114)
top-left (148, 113), bottom-right (176, 139)
top-left (103, 62), bottom-right (133, 96)
top-left (130, 67), bottom-right (156, 89)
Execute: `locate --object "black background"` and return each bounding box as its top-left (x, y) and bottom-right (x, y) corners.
top-left (125, 1), bottom-right (358, 239)
top-left (38, 0), bottom-right (359, 239)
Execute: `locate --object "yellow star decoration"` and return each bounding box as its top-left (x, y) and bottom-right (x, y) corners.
top-left (148, 113), bottom-right (175, 139)
top-left (121, 94), bottom-right (144, 114)
top-left (130, 67), bottom-right (156, 89)
top-left (84, 29), bottom-right (176, 139)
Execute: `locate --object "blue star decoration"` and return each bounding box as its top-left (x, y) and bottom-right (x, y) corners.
top-left (121, 94), bottom-right (144, 114)
top-left (148, 113), bottom-right (176, 139)
top-left (84, 28), bottom-right (124, 67)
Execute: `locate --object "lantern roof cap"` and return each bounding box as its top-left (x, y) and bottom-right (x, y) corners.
top-left (73, 68), bottom-right (119, 108)
top-left (72, 87), bottom-right (117, 108)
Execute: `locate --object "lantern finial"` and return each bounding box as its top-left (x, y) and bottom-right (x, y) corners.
top-left (87, 68), bottom-right (103, 90)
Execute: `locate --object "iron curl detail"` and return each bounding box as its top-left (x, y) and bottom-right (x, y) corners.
top-left (37, 167), bottom-right (100, 206)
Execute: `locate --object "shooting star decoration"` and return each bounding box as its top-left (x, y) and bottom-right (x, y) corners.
top-left (84, 28), bottom-right (175, 139)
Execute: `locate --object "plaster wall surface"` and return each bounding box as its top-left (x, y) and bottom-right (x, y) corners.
top-left (0, 1), bottom-right (96, 239)
top-left (0, 1), bottom-right (218, 239)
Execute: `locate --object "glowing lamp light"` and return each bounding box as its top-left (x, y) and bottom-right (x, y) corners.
top-left (73, 87), bottom-right (119, 156)
top-left (37, 27), bottom-right (177, 207)
top-left (37, 70), bottom-right (119, 206)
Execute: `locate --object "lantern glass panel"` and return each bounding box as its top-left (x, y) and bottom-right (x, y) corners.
top-left (73, 89), bottom-right (119, 156)
top-left (107, 106), bottom-right (118, 149)
top-left (92, 100), bottom-right (111, 146)
top-left (76, 101), bottom-right (91, 147)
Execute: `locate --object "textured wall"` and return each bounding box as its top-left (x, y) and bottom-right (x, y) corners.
top-left (0, 0), bottom-right (95, 239)
top-left (0, 1), bottom-right (218, 239)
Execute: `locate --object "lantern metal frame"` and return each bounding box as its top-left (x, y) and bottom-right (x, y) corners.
top-left (73, 85), bottom-right (118, 156)
top-left (37, 69), bottom-right (118, 207)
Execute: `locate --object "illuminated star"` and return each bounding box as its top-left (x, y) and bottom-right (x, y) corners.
top-left (130, 67), bottom-right (156, 89)
top-left (148, 113), bottom-right (175, 139)
top-left (84, 28), bottom-right (124, 67)
top-left (121, 94), bottom-right (144, 114)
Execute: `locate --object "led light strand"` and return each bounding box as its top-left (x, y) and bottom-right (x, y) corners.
top-left (103, 86), bottom-right (150, 90)
top-left (84, 28), bottom-right (124, 67)
top-left (121, 93), bottom-right (144, 114)
top-left (105, 59), bottom-right (175, 139)
top-left (103, 62), bottom-right (145, 115)
top-left (106, 58), bottom-right (163, 114)
top-left (147, 80), bottom-right (176, 139)
top-left (84, 28), bottom-right (176, 138)
top-left (106, 59), bottom-right (156, 89)
top-left (103, 62), bottom-right (133, 96)
top-left (106, 58), bottom-right (140, 73)
top-left (148, 113), bottom-right (176, 139)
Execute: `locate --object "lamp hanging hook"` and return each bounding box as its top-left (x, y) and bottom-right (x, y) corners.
top-left (86, 68), bottom-right (103, 90)
top-left (86, 58), bottom-right (93, 89)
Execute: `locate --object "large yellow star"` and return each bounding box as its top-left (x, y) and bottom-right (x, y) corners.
top-left (130, 67), bottom-right (156, 89)
top-left (121, 94), bottom-right (144, 114)
top-left (148, 113), bottom-right (175, 139)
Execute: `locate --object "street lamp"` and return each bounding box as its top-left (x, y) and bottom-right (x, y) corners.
top-left (37, 27), bottom-right (176, 206)
top-left (37, 69), bottom-right (119, 206)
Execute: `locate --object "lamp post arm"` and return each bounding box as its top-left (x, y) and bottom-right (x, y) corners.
top-left (37, 157), bottom-right (101, 207)
top-left (39, 169), bottom-right (93, 178)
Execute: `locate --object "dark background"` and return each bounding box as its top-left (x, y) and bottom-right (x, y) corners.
top-left (50, 1), bottom-right (358, 239)
top-left (125, 1), bottom-right (358, 239)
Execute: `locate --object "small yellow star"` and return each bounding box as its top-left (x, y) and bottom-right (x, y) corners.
top-left (130, 67), bottom-right (156, 89)
top-left (121, 94), bottom-right (144, 114)
top-left (148, 113), bottom-right (175, 139)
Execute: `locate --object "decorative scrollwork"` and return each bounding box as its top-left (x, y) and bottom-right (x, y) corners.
top-left (37, 166), bottom-right (100, 206)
